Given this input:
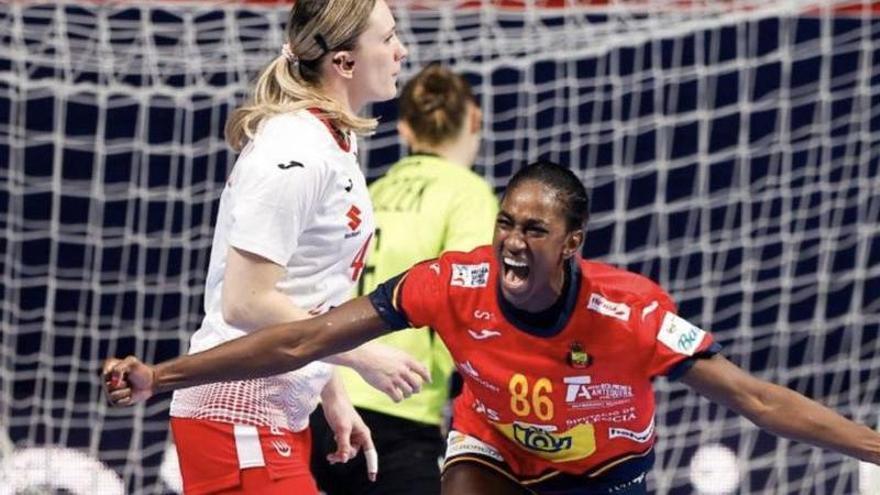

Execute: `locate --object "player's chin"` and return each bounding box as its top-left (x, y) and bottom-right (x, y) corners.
top-left (378, 78), bottom-right (399, 100)
top-left (387, 82), bottom-right (400, 99)
top-left (499, 275), bottom-right (532, 307)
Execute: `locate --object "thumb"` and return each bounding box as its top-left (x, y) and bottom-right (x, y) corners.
top-left (102, 358), bottom-right (124, 389)
top-left (410, 359), bottom-right (431, 385)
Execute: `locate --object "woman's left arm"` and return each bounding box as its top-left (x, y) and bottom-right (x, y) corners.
top-left (682, 354), bottom-right (880, 464)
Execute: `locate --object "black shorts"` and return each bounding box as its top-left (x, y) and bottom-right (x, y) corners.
top-left (443, 430), bottom-right (652, 495)
top-left (310, 405), bottom-right (445, 495)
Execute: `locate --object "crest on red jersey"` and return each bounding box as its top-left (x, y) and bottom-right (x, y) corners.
top-left (568, 341), bottom-right (591, 368)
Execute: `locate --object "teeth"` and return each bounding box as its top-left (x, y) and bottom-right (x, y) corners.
top-left (504, 258), bottom-right (528, 267)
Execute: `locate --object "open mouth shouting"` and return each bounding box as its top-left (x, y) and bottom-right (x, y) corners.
top-left (501, 256), bottom-right (531, 295)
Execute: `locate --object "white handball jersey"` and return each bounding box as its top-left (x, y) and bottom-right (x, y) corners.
top-left (170, 110), bottom-right (374, 431)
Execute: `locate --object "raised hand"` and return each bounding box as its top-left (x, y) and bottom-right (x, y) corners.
top-left (101, 356), bottom-right (157, 406)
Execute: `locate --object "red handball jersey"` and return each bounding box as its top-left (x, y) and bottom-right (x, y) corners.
top-left (370, 246), bottom-right (719, 479)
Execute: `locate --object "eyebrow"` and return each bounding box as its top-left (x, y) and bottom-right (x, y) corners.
top-left (497, 211), bottom-right (547, 227)
top-left (523, 219), bottom-right (548, 228)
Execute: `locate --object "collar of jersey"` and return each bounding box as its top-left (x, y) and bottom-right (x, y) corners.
top-left (307, 108), bottom-right (352, 152)
top-left (406, 151), bottom-right (442, 159)
top-left (495, 257), bottom-right (582, 338)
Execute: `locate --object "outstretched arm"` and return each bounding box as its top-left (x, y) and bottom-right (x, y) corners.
top-left (682, 354), bottom-right (880, 464)
top-left (103, 296), bottom-right (395, 405)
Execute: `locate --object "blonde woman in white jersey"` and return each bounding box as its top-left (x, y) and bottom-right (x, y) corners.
top-left (163, 1), bottom-right (429, 493)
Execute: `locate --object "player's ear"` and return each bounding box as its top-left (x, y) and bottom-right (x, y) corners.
top-left (563, 229), bottom-right (584, 259)
top-left (468, 103), bottom-right (482, 134)
top-left (331, 52), bottom-right (356, 78)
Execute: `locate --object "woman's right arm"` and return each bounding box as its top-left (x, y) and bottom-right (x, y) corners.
top-left (103, 296), bottom-right (392, 406)
top-left (222, 246), bottom-right (313, 328)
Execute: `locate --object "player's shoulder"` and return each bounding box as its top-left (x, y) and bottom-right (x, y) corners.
top-left (232, 112), bottom-right (341, 185)
top-left (455, 171), bottom-right (495, 202)
top-left (381, 156), bottom-right (493, 194)
top-left (579, 259), bottom-right (672, 307)
top-left (431, 160), bottom-right (494, 197)
top-left (250, 111), bottom-right (335, 163)
top-left (408, 245), bottom-right (493, 285)
top-left (436, 245), bottom-right (494, 265)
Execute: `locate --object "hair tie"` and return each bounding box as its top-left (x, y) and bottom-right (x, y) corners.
top-left (281, 43), bottom-right (299, 66)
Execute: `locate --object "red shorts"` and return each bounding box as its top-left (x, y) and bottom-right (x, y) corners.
top-left (170, 417), bottom-right (318, 495)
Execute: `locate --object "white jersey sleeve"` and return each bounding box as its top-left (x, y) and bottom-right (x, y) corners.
top-left (226, 117), bottom-right (329, 265)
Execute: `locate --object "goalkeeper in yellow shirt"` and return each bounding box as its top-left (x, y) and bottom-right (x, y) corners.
top-left (309, 64), bottom-right (498, 495)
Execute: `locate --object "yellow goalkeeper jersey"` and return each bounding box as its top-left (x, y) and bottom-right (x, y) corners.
top-left (341, 153), bottom-right (498, 426)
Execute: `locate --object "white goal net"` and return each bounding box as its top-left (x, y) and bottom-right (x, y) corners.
top-left (1, 0), bottom-right (878, 493)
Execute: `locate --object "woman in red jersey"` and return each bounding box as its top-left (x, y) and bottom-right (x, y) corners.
top-left (105, 161), bottom-right (880, 494)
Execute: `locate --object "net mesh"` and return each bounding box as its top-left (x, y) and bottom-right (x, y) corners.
top-left (1, 0), bottom-right (879, 493)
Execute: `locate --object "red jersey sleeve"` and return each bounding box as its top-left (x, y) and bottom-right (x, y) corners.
top-left (367, 259), bottom-right (448, 330)
top-left (640, 293), bottom-right (720, 380)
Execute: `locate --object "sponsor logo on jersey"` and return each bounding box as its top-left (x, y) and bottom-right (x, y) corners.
top-left (450, 263), bottom-right (490, 288)
top-left (468, 328), bottom-right (502, 340)
top-left (445, 430), bottom-right (504, 462)
top-left (565, 406), bottom-right (638, 427)
top-left (494, 421), bottom-right (596, 463)
top-left (473, 309), bottom-right (493, 321)
top-left (344, 177), bottom-right (353, 192)
top-left (608, 417), bottom-right (655, 444)
top-left (657, 312), bottom-right (707, 356)
top-left (277, 160), bottom-right (304, 170)
top-left (513, 423), bottom-right (571, 453)
top-left (429, 262), bottom-right (441, 275)
top-left (457, 361), bottom-right (500, 392)
top-left (472, 398), bottom-right (500, 421)
top-left (587, 293), bottom-right (631, 322)
top-left (271, 439), bottom-right (292, 458)
top-left (564, 376), bottom-right (634, 409)
top-left (346, 205), bottom-right (362, 231)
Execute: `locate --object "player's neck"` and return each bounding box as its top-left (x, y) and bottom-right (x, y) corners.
top-left (318, 79), bottom-right (360, 114)
top-left (409, 143), bottom-right (473, 170)
top-left (499, 261), bottom-right (575, 336)
top-left (503, 261), bottom-right (570, 314)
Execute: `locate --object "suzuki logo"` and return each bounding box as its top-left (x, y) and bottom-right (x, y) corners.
top-left (468, 329), bottom-right (501, 340)
top-left (347, 205), bottom-right (362, 231)
top-left (271, 439), bottom-right (292, 458)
